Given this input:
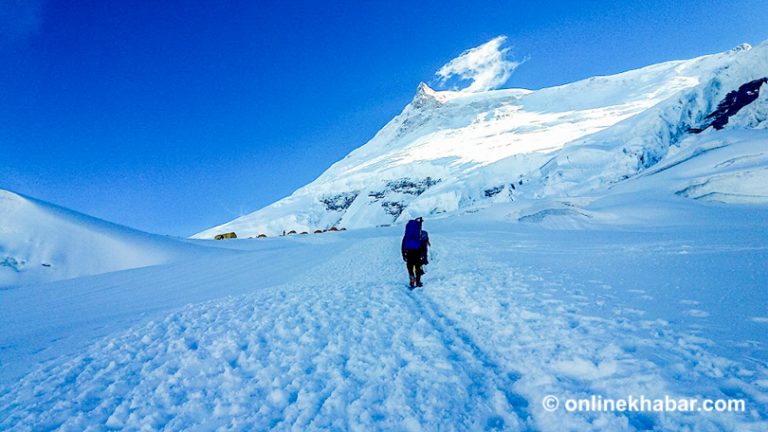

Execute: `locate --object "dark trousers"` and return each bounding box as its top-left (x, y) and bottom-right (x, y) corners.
top-left (405, 250), bottom-right (422, 282)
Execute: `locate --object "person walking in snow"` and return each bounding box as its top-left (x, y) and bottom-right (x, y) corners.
top-left (402, 217), bottom-right (424, 289)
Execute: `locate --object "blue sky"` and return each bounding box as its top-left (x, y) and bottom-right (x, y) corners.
top-left (2, 0), bottom-right (767, 236)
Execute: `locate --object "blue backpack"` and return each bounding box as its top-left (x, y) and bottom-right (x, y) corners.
top-left (403, 219), bottom-right (422, 251)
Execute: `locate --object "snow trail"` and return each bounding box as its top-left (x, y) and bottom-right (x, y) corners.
top-left (404, 289), bottom-right (532, 430)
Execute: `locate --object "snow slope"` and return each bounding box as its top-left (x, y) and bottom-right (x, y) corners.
top-left (0, 189), bottom-right (212, 287)
top-left (2, 198), bottom-right (767, 431)
top-left (195, 42), bottom-right (768, 239)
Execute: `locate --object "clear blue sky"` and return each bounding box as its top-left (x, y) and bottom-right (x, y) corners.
top-left (2, 0), bottom-right (767, 236)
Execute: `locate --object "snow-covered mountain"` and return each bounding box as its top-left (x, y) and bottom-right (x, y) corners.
top-left (0, 189), bottom-right (208, 287)
top-left (194, 42), bottom-right (768, 239)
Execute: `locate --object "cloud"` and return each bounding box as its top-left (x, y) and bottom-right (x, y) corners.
top-left (0, 0), bottom-right (44, 41)
top-left (434, 36), bottom-right (523, 93)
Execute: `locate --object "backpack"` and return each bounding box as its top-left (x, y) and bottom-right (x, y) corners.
top-left (402, 219), bottom-right (422, 251)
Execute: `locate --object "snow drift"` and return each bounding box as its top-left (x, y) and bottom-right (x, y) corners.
top-left (0, 189), bottom-right (206, 287)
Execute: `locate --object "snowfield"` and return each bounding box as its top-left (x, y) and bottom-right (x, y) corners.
top-left (1, 194), bottom-right (767, 431)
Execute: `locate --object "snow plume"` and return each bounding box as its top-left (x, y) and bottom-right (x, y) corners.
top-left (434, 36), bottom-right (522, 93)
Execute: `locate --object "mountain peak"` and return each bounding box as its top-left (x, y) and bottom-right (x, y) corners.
top-left (411, 82), bottom-right (446, 109)
top-left (416, 81), bottom-right (437, 96)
